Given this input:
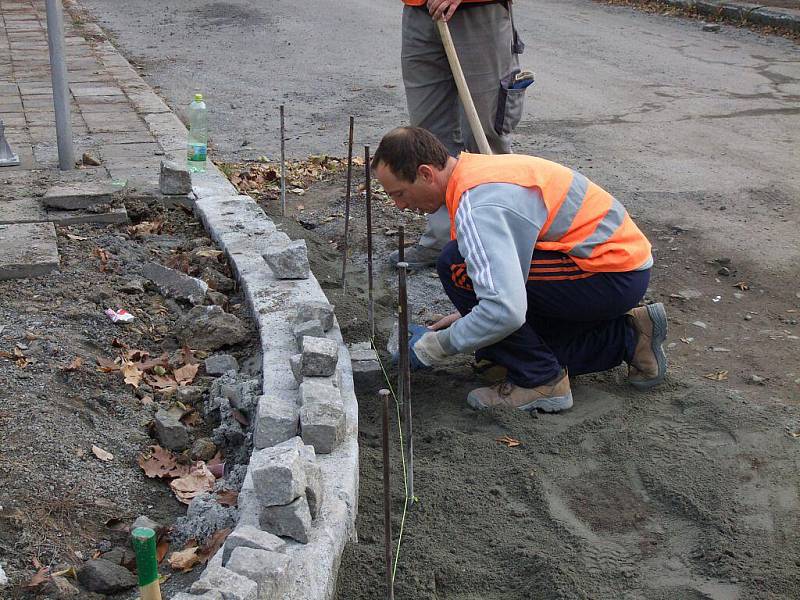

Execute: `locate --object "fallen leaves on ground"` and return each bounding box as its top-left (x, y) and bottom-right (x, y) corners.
top-left (138, 445), bottom-right (192, 479)
top-left (167, 545), bottom-right (201, 572)
top-left (704, 370), bottom-right (729, 381)
top-left (92, 247), bottom-right (110, 272)
top-left (62, 356), bottom-right (83, 371)
top-left (198, 528), bottom-right (232, 562)
top-left (170, 463), bottom-right (215, 504)
top-left (496, 435), bottom-right (521, 448)
top-left (157, 539), bottom-right (170, 563)
top-left (173, 363), bottom-right (199, 386)
top-left (216, 490), bottom-right (239, 507)
top-left (91, 445), bottom-right (114, 462)
top-left (121, 363), bottom-right (143, 388)
top-left (23, 567), bottom-right (51, 589)
top-left (733, 281), bottom-right (750, 291)
top-left (127, 220), bottom-right (164, 237)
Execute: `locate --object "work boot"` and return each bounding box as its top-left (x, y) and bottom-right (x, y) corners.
top-left (388, 244), bottom-right (440, 269)
top-left (466, 370), bottom-right (573, 413)
top-left (627, 302), bottom-right (668, 390)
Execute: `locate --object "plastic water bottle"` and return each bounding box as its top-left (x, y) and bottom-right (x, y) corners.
top-left (187, 93), bottom-right (207, 173)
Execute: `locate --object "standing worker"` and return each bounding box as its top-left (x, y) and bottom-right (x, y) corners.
top-left (393, 0), bottom-right (528, 268)
top-left (375, 127), bottom-right (668, 411)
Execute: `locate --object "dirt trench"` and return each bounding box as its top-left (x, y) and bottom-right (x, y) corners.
top-left (243, 165), bottom-right (800, 600)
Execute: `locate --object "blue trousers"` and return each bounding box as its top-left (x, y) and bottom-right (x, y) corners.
top-left (437, 240), bottom-right (649, 388)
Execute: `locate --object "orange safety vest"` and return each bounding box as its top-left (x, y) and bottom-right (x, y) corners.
top-left (445, 153), bottom-right (652, 273)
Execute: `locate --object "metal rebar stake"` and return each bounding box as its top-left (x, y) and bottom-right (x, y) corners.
top-left (398, 225), bottom-right (405, 264)
top-left (280, 105), bottom-right (286, 217)
top-left (45, 0), bottom-right (74, 170)
top-left (365, 145), bottom-right (374, 339)
top-left (397, 261), bottom-right (414, 507)
top-left (341, 116), bottom-right (354, 290)
top-left (379, 389), bottom-right (395, 600)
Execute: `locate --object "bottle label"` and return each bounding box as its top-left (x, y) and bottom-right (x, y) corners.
top-left (188, 143), bottom-right (207, 161)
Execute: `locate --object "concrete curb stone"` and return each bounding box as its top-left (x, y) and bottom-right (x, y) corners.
top-left (651, 0), bottom-right (800, 32)
top-left (66, 4), bottom-right (360, 592)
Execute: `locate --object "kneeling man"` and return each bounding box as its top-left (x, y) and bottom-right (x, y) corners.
top-left (373, 126), bottom-right (667, 412)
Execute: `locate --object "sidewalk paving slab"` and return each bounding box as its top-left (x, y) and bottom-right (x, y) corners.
top-left (0, 221), bottom-right (59, 280)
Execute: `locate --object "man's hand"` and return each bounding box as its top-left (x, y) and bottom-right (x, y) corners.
top-left (429, 311), bottom-right (461, 331)
top-left (393, 324), bottom-right (451, 371)
top-left (427, 0), bottom-right (462, 21)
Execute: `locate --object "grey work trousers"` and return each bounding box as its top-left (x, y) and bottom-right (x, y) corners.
top-left (401, 3), bottom-right (523, 249)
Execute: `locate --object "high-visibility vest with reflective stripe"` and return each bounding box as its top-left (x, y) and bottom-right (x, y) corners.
top-left (445, 153), bottom-right (652, 273)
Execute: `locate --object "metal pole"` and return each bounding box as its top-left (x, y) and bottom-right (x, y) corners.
top-left (341, 116), bottom-right (354, 290)
top-left (398, 225), bottom-right (405, 264)
top-left (397, 261), bottom-right (414, 506)
top-left (45, 0), bottom-right (74, 170)
top-left (379, 389), bottom-right (395, 600)
top-left (280, 105), bottom-right (286, 216)
top-left (365, 145), bottom-right (374, 339)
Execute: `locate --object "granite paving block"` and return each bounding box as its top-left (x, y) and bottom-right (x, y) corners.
top-left (42, 182), bottom-right (123, 210)
top-left (0, 199), bottom-right (47, 224)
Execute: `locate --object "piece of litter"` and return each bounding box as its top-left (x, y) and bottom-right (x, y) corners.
top-left (105, 308), bottom-right (134, 323)
top-left (692, 321), bottom-right (708, 329)
top-left (712, 296), bottom-right (722, 303)
top-left (91, 445), bottom-right (114, 462)
top-left (704, 370), bottom-right (729, 381)
top-left (680, 337), bottom-right (694, 344)
top-left (496, 435), bottom-right (521, 448)
top-left (702, 23), bottom-right (721, 32)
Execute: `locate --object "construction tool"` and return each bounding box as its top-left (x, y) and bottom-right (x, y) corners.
top-left (341, 116), bottom-right (355, 290)
top-left (435, 19), bottom-right (492, 155)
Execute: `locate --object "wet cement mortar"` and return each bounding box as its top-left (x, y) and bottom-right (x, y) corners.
top-left (245, 167), bottom-right (800, 600)
top-left (0, 176), bottom-right (261, 599)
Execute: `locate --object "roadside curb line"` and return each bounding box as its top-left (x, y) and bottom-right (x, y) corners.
top-left (66, 4), bottom-right (359, 598)
top-left (651, 0), bottom-right (800, 32)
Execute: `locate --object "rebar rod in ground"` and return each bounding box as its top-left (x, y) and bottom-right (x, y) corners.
top-left (280, 105), bottom-right (286, 217)
top-left (365, 145), bottom-right (374, 339)
top-left (397, 261), bottom-right (414, 506)
top-left (398, 225), bottom-right (405, 264)
top-left (379, 389), bottom-right (395, 600)
top-left (341, 116), bottom-right (355, 290)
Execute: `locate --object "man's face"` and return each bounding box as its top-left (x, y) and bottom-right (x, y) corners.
top-left (375, 162), bottom-right (443, 214)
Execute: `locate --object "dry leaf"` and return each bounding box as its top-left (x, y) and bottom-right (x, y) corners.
top-left (704, 370), bottom-right (729, 381)
top-left (496, 435), bottom-right (521, 448)
top-left (96, 356), bottom-right (120, 372)
top-left (23, 567), bottom-right (51, 589)
top-left (194, 249), bottom-right (223, 259)
top-left (63, 356), bottom-right (83, 371)
top-left (180, 410), bottom-right (203, 428)
top-left (92, 445), bottom-right (114, 462)
top-left (170, 463), bottom-right (215, 504)
top-left (733, 281), bottom-right (749, 291)
top-left (127, 220), bottom-right (164, 237)
top-left (173, 363), bottom-right (199, 386)
top-left (121, 363), bottom-right (143, 388)
top-left (138, 445), bottom-right (191, 479)
top-left (104, 517), bottom-right (129, 532)
top-left (216, 490), bottom-right (239, 507)
top-left (145, 372), bottom-right (179, 391)
top-left (157, 539), bottom-right (170, 563)
top-left (167, 546), bottom-right (201, 572)
top-left (197, 528), bottom-right (232, 562)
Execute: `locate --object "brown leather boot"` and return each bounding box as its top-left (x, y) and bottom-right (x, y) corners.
top-left (627, 302), bottom-right (668, 390)
top-left (466, 370), bottom-right (573, 413)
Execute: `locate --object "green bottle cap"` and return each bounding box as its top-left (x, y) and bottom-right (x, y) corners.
top-left (194, 93), bottom-right (203, 102)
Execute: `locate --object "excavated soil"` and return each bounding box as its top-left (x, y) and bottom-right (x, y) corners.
top-left (245, 166), bottom-right (800, 600)
top-left (0, 181), bottom-right (258, 598)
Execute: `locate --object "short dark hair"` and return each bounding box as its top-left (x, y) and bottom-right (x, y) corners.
top-left (371, 127), bottom-right (449, 183)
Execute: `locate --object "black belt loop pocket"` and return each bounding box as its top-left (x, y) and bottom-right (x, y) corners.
top-left (508, 0), bottom-right (526, 54)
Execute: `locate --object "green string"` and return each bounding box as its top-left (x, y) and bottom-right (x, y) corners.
top-left (370, 337), bottom-right (411, 583)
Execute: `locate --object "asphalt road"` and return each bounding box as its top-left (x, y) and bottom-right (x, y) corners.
top-left (79, 0), bottom-right (800, 271)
